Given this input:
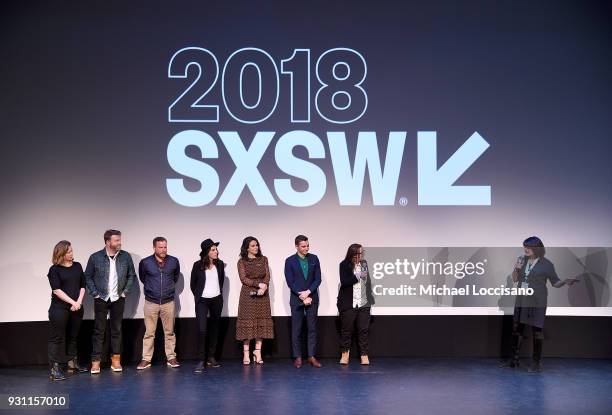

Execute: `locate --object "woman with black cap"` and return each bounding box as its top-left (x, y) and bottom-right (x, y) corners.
top-left (501, 236), bottom-right (577, 372)
top-left (190, 238), bottom-right (226, 372)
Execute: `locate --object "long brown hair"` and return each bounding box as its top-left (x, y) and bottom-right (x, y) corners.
top-left (52, 240), bottom-right (71, 265)
top-left (240, 236), bottom-right (263, 260)
top-left (343, 243), bottom-right (363, 264)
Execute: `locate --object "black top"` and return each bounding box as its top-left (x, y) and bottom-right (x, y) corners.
top-left (190, 259), bottom-right (225, 299)
top-left (47, 262), bottom-right (85, 308)
top-left (515, 256), bottom-right (560, 308)
top-left (337, 259), bottom-right (375, 312)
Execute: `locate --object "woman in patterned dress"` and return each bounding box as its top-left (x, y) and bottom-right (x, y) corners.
top-left (236, 236), bottom-right (274, 364)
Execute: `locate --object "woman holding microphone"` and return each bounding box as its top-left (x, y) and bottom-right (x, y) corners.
top-left (337, 243), bottom-right (375, 365)
top-left (502, 236), bottom-right (577, 372)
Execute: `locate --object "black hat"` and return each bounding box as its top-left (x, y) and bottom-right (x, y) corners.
top-left (200, 238), bottom-right (220, 257)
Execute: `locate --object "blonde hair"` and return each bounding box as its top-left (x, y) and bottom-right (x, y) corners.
top-left (52, 240), bottom-right (72, 265)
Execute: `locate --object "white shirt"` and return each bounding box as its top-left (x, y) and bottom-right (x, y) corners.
top-left (202, 264), bottom-right (221, 298)
top-left (107, 250), bottom-right (120, 302)
top-left (352, 262), bottom-right (367, 308)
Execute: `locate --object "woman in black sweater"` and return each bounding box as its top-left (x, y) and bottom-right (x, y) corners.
top-left (47, 240), bottom-right (86, 381)
top-left (337, 243), bottom-right (374, 365)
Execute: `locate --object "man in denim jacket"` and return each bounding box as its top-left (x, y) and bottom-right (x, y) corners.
top-left (84, 229), bottom-right (136, 374)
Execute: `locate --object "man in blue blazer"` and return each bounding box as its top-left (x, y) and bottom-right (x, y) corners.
top-left (284, 235), bottom-right (322, 368)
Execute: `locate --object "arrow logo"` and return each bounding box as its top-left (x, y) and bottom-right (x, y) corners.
top-left (418, 131), bottom-right (491, 205)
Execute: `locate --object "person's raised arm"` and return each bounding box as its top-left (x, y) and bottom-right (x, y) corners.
top-left (549, 262), bottom-right (577, 288)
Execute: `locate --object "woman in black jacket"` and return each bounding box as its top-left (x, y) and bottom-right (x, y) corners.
top-left (337, 243), bottom-right (374, 365)
top-left (190, 238), bottom-right (225, 372)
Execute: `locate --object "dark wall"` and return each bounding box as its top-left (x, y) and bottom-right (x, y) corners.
top-left (1, 316), bottom-right (611, 366)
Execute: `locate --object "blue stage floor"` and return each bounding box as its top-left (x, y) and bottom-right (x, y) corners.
top-left (1, 358), bottom-right (611, 414)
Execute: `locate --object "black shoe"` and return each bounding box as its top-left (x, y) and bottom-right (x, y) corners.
top-left (499, 359), bottom-right (519, 368)
top-left (194, 361), bottom-right (205, 373)
top-left (527, 361), bottom-right (542, 373)
top-left (206, 357), bottom-right (221, 368)
top-left (67, 358), bottom-right (88, 373)
top-left (49, 362), bottom-right (66, 381)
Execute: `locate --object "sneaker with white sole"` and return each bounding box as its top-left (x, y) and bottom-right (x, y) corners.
top-left (137, 360), bottom-right (151, 370)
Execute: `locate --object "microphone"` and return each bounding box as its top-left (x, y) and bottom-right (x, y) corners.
top-left (358, 259), bottom-right (368, 279)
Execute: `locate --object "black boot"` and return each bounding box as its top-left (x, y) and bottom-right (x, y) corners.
top-left (67, 358), bottom-right (88, 373)
top-left (194, 361), bottom-right (205, 373)
top-left (206, 357), bottom-right (221, 368)
top-left (527, 336), bottom-right (543, 373)
top-left (527, 360), bottom-right (542, 373)
top-left (49, 362), bottom-right (66, 381)
top-left (500, 334), bottom-right (522, 368)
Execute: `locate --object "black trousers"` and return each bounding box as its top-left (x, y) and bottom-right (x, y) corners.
top-left (92, 297), bottom-right (125, 361)
top-left (339, 306), bottom-right (371, 355)
top-left (195, 295), bottom-right (223, 361)
top-left (291, 302), bottom-right (318, 358)
top-left (48, 304), bottom-right (83, 364)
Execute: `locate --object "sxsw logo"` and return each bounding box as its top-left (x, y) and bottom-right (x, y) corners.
top-left (165, 130), bottom-right (491, 207)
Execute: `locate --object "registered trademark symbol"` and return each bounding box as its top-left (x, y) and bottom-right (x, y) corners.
top-left (399, 197), bottom-right (408, 206)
